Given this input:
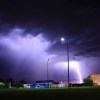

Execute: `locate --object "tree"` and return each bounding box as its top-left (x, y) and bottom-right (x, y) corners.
top-left (16, 80), bottom-right (27, 88)
top-left (19, 80), bottom-right (27, 84)
top-left (0, 79), bottom-right (4, 82)
top-left (83, 78), bottom-right (93, 86)
top-left (0, 82), bottom-right (6, 88)
top-left (6, 79), bottom-right (14, 88)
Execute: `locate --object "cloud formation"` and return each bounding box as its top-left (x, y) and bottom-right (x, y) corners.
top-left (0, 28), bottom-right (54, 82)
top-left (0, 28), bottom-right (99, 83)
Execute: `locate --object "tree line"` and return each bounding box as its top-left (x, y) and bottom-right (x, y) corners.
top-left (0, 77), bottom-right (94, 88)
top-left (0, 79), bottom-right (27, 88)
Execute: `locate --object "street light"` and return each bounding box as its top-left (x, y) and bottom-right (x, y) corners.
top-left (61, 37), bottom-right (70, 88)
top-left (61, 37), bottom-right (65, 42)
top-left (47, 59), bottom-right (49, 81)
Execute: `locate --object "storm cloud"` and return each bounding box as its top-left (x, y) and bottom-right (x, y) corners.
top-left (0, 28), bottom-right (100, 83)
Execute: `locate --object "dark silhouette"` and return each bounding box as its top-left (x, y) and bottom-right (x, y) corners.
top-left (83, 78), bottom-right (93, 86)
top-left (16, 80), bottom-right (27, 88)
top-left (6, 78), bottom-right (14, 88)
top-left (0, 79), bottom-right (4, 82)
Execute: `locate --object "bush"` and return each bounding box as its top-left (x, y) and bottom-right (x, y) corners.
top-left (0, 82), bottom-right (6, 88)
top-left (15, 81), bottom-right (26, 88)
top-left (15, 82), bottom-right (22, 88)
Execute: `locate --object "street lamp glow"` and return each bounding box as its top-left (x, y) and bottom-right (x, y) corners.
top-left (61, 37), bottom-right (65, 42)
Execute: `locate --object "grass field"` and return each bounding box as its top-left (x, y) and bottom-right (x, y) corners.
top-left (0, 87), bottom-right (100, 99)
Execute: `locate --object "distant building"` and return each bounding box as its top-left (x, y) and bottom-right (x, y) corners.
top-left (35, 80), bottom-right (53, 88)
top-left (23, 84), bottom-right (34, 88)
top-left (89, 74), bottom-right (100, 86)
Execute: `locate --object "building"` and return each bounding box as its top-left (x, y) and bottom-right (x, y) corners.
top-left (23, 84), bottom-right (35, 88)
top-left (35, 80), bottom-right (53, 88)
top-left (89, 74), bottom-right (100, 85)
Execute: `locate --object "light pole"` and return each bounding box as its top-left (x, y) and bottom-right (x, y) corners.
top-left (61, 37), bottom-right (70, 88)
top-left (47, 59), bottom-right (49, 81)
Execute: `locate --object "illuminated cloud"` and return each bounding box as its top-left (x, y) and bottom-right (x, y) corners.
top-left (55, 61), bottom-right (82, 83)
top-left (0, 28), bottom-right (54, 81)
top-left (0, 28), bottom-right (98, 83)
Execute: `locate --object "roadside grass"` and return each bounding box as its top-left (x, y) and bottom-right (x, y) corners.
top-left (0, 86), bottom-right (100, 99)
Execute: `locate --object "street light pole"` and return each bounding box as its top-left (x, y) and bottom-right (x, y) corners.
top-left (61, 37), bottom-right (70, 88)
top-left (47, 59), bottom-right (49, 81)
top-left (66, 39), bottom-right (70, 88)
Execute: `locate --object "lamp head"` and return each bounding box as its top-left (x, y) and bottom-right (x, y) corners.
top-left (60, 37), bottom-right (65, 42)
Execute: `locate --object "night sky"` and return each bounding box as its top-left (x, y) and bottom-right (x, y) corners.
top-left (0, 0), bottom-right (100, 83)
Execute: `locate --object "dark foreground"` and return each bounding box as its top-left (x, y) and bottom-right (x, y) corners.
top-left (0, 87), bottom-right (100, 99)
